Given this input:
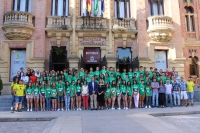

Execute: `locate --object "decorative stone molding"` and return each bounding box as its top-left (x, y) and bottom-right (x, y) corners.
top-left (147, 16), bottom-right (174, 42)
top-left (2, 11), bottom-right (35, 40)
top-left (45, 16), bottom-right (72, 47)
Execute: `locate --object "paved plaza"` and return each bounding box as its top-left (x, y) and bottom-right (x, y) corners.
top-left (0, 106), bottom-right (199, 133)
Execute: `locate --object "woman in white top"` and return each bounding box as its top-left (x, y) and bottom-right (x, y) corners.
top-left (21, 72), bottom-right (29, 85)
top-left (82, 80), bottom-right (89, 110)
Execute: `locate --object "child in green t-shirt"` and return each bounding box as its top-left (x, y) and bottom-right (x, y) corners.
top-left (145, 82), bottom-right (152, 108)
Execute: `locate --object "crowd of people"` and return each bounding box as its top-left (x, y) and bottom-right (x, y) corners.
top-left (11, 66), bottom-right (195, 113)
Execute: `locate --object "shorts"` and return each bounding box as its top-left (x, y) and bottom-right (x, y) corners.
top-left (57, 95), bottom-right (64, 102)
top-left (117, 94), bottom-right (121, 99)
top-left (15, 96), bottom-right (23, 104)
top-left (41, 93), bottom-right (45, 97)
top-left (26, 95), bottom-right (33, 99)
top-left (180, 91), bottom-right (188, 100)
top-left (139, 95), bottom-right (145, 101)
top-left (122, 93), bottom-right (127, 96)
top-left (34, 94), bottom-right (39, 98)
top-left (128, 93), bottom-right (132, 97)
top-left (188, 92), bottom-right (194, 100)
top-left (51, 97), bottom-right (57, 100)
top-left (76, 92), bottom-right (81, 96)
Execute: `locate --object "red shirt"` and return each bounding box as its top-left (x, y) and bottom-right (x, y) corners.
top-left (30, 76), bottom-right (37, 83)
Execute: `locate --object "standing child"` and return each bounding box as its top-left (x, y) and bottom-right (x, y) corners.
top-left (139, 80), bottom-right (145, 108)
top-left (116, 83), bottom-right (122, 110)
top-left (145, 82), bottom-right (152, 108)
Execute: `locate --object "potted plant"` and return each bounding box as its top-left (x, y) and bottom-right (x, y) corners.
top-left (0, 75), bottom-right (3, 95)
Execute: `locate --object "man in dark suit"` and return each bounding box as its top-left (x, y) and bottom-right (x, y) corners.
top-left (88, 76), bottom-right (98, 110)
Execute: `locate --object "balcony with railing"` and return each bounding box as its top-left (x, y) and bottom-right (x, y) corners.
top-left (2, 11), bottom-right (35, 40)
top-left (112, 18), bottom-right (137, 32)
top-left (46, 16), bottom-right (72, 30)
top-left (147, 16), bottom-right (174, 42)
top-left (76, 16), bottom-right (109, 31)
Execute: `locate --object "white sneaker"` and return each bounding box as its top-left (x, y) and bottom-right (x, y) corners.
top-left (123, 107), bottom-right (126, 110)
top-left (148, 106), bottom-right (151, 108)
top-left (68, 109), bottom-right (70, 111)
top-left (117, 108), bottom-right (121, 110)
top-left (79, 108), bottom-right (82, 111)
top-left (106, 108), bottom-right (109, 110)
top-left (11, 106), bottom-right (13, 111)
top-left (145, 106), bottom-right (147, 108)
top-left (30, 109), bottom-right (32, 112)
top-left (61, 108), bottom-right (64, 111)
top-left (77, 108), bottom-right (79, 111)
top-left (126, 107), bottom-right (128, 110)
top-left (27, 109), bottom-right (29, 112)
top-left (57, 109), bottom-right (60, 111)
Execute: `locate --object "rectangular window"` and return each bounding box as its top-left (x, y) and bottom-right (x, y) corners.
top-left (51, 0), bottom-right (69, 16)
top-left (152, 2), bottom-right (158, 15)
top-left (190, 16), bottom-right (195, 31)
top-left (57, 0), bottom-right (64, 16)
top-left (81, 0), bottom-right (87, 16)
top-left (20, 0), bottom-right (26, 12)
top-left (114, 1), bottom-right (117, 18)
top-left (185, 16), bottom-right (189, 31)
top-left (119, 2), bottom-right (125, 18)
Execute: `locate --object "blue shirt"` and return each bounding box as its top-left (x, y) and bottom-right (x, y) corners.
top-left (172, 82), bottom-right (179, 91)
top-left (179, 81), bottom-right (187, 91)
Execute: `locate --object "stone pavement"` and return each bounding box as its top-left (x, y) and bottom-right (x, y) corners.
top-left (0, 106), bottom-right (200, 133)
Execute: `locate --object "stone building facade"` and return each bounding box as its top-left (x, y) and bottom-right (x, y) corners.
top-left (0, 0), bottom-right (198, 94)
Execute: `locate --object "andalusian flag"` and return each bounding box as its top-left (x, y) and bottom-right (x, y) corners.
top-left (94, 0), bottom-right (99, 16)
top-left (87, 0), bottom-right (92, 14)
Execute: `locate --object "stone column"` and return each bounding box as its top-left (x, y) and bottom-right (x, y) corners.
top-left (68, 0), bottom-right (79, 70)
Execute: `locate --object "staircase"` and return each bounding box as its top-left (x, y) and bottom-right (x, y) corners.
top-left (0, 95), bottom-right (12, 111)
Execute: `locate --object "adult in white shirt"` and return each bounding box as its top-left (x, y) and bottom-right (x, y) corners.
top-left (82, 80), bottom-right (89, 110)
top-left (164, 80), bottom-right (173, 108)
top-left (35, 70), bottom-right (40, 78)
top-left (21, 72), bottom-right (29, 85)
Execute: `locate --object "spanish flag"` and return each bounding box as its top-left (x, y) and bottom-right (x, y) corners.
top-left (87, 0), bottom-right (92, 14)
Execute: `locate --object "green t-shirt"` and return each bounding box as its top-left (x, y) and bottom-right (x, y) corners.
top-left (109, 77), bottom-right (115, 84)
top-left (115, 72), bottom-right (121, 77)
top-left (116, 87), bottom-right (121, 95)
top-left (105, 88), bottom-right (111, 98)
top-left (133, 84), bottom-right (139, 92)
top-left (111, 87), bottom-right (116, 96)
top-left (94, 71), bottom-right (100, 76)
top-left (145, 86), bottom-right (152, 96)
top-left (66, 76), bottom-right (72, 83)
top-left (121, 85), bottom-right (127, 93)
top-left (89, 72), bottom-right (94, 78)
top-left (85, 77), bottom-right (91, 83)
top-left (139, 84), bottom-right (145, 95)
top-left (128, 72), bottom-right (133, 79)
top-left (26, 87), bottom-right (32, 95)
top-left (78, 71), bottom-right (85, 77)
top-left (148, 71), bottom-right (153, 79)
top-left (33, 87), bottom-right (39, 95)
top-left (72, 76), bottom-right (79, 83)
top-left (57, 84), bottom-right (65, 95)
top-left (64, 73), bottom-right (68, 81)
top-left (51, 88), bottom-right (57, 98)
top-left (40, 87), bottom-right (46, 94)
top-left (127, 86), bottom-right (133, 96)
top-left (45, 86), bottom-right (52, 98)
top-left (69, 85), bottom-right (76, 97)
top-left (76, 85), bottom-right (81, 93)
top-left (100, 70), bottom-right (107, 75)
top-left (121, 72), bottom-right (126, 79)
top-left (162, 76), bottom-right (167, 84)
top-left (65, 86), bottom-right (71, 94)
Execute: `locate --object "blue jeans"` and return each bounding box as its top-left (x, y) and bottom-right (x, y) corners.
top-left (46, 98), bottom-right (51, 110)
top-left (152, 92), bottom-right (159, 106)
top-left (188, 92), bottom-right (194, 100)
top-left (165, 94), bottom-right (173, 107)
top-left (15, 96), bottom-right (23, 104)
top-left (64, 94), bottom-right (70, 109)
top-left (173, 91), bottom-right (180, 106)
top-left (11, 94), bottom-right (15, 107)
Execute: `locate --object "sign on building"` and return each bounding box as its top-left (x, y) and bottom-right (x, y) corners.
top-left (79, 38), bottom-right (106, 45)
top-left (154, 51), bottom-right (167, 71)
top-left (10, 50), bottom-right (26, 81)
top-left (84, 48), bottom-right (100, 64)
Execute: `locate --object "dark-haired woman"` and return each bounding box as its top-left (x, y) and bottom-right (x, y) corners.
top-left (51, 83), bottom-right (57, 111)
top-left (82, 80), bottom-right (89, 110)
top-left (26, 82), bottom-right (33, 111)
top-left (76, 79), bottom-right (82, 110)
top-left (127, 81), bottom-right (133, 109)
top-left (104, 84), bottom-right (111, 110)
top-left (70, 80), bottom-right (76, 110)
top-left (121, 80), bottom-right (128, 110)
top-left (133, 80), bottom-right (139, 108)
top-left (64, 81), bottom-right (71, 111)
top-left (45, 81), bottom-right (52, 111)
top-left (98, 79), bottom-right (105, 110)
top-left (159, 80), bottom-right (165, 108)
top-left (39, 81), bottom-right (46, 111)
top-left (111, 81), bottom-right (116, 110)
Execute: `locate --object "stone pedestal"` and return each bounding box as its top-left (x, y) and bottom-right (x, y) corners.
top-left (106, 55), bottom-right (117, 69)
top-left (68, 55), bottom-right (79, 70)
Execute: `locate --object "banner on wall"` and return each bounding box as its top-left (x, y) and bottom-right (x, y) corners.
top-left (10, 50), bottom-right (26, 81)
top-left (84, 48), bottom-right (100, 64)
top-left (154, 51), bottom-right (167, 71)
